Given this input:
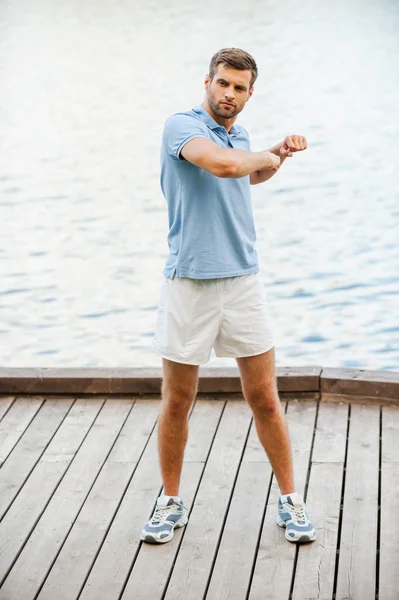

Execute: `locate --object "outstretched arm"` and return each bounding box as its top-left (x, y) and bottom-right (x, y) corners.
top-left (250, 135), bottom-right (308, 185)
top-left (180, 137), bottom-right (281, 178)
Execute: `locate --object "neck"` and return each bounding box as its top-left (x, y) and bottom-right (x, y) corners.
top-left (201, 99), bottom-right (236, 133)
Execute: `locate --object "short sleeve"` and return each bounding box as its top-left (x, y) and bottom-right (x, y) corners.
top-left (163, 113), bottom-right (209, 160)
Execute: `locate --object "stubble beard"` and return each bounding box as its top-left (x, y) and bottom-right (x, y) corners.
top-left (208, 94), bottom-right (241, 120)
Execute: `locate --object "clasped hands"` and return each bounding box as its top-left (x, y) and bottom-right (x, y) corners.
top-left (264, 135), bottom-right (308, 171)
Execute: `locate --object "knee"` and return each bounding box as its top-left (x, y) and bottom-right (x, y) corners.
top-left (245, 386), bottom-right (280, 416)
top-left (162, 382), bottom-right (196, 419)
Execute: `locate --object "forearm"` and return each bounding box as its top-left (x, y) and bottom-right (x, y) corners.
top-left (250, 141), bottom-right (287, 185)
top-left (217, 147), bottom-right (278, 178)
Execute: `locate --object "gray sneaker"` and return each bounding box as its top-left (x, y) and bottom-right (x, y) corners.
top-left (141, 496), bottom-right (188, 544)
top-left (276, 492), bottom-right (316, 543)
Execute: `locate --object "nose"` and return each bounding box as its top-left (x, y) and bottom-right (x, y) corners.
top-left (224, 86), bottom-right (235, 101)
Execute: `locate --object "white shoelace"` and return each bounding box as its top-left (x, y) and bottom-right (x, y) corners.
top-left (151, 504), bottom-right (177, 524)
top-left (290, 504), bottom-right (307, 523)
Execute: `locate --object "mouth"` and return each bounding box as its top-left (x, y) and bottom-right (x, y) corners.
top-left (220, 102), bottom-right (235, 109)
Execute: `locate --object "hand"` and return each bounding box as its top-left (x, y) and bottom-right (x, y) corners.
top-left (263, 150), bottom-right (281, 171)
top-left (280, 135), bottom-right (307, 158)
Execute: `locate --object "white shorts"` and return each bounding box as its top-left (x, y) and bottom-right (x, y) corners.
top-left (152, 272), bottom-right (275, 366)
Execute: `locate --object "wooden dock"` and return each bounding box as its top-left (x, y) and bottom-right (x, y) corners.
top-left (0, 368), bottom-right (398, 599)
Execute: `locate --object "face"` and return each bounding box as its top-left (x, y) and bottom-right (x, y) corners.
top-left (205, 63), bottom-right (254, 120)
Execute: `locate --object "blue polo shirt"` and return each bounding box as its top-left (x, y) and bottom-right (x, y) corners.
top-left (160, 105), bottom-right (259, 279)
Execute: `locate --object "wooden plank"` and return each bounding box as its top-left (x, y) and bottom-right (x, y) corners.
top-left (198, 367), bottom-right (240, 393)
top-left (36, 400), bottom-right (160, 600)
top-left (0, 368), bottom-right (160, 395)
top-left (292, 403), bottom-right (348, 600)
top-left (321, 368), bottom-right (399, 401)
top-left (203, 401), bottom-right (287, 598)
top-left (0, 397), bottom-right (44, 464)
top-left (123, 400), bottom-right (239, 600)
top-left (76, 427), bottom-right (162, 600)
top-left (0, 366), bottom-right (323, 395)
top-left (79, 399), bottom-right (225, 600)
top-left (39, 463), bottom-right (134, 599)
top-left (0, 398), bottom-right (74, 520)
top-left (0, 397), bottom-right (15, 422)
top-left (183, 399), bottom-right (225, 463)
top-left (105, 399), bottom-right (160, 463)
top-left (162, 401), bottom-right (252, 600)
top-left (380, 462), bottom-right (399, 600)
top-left (311, 401), bottom-right (348, 463)
top-left (279, 391), bottom-right (320, 401)
top-left (322, 392), bottom-right (397, 407)
top-left (198, 367), bottom-right (322, 394)
top-left (204, 418), bottom-right (273, 600)
top-left (0, 399), bottom-right (133, 600)
top-left (381, 405), bottom-right (399, 462)
top-left (248, 400), bottom-right (317, 600)
top-left (379, 405), bottom-right (399, 599)
top-left (335, 404), bottom-right (380, 600)
top-left (1, 366), bottom-right (398, 397)
top-left (293, 463), bottom-right (343, 600)
top-left (276, 367), bottom-right (322, 392)
top-left (0, 398), bottom-right (104, 584)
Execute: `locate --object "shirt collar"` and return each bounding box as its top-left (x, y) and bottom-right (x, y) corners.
top-left (193, 105), bottom-right (240, 136)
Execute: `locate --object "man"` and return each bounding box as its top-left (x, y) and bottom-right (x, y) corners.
top-left (141, 48), bottom-right (316, 545)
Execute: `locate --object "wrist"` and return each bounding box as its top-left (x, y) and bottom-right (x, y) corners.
top-left (269, 141), bottom-right (284, 157)
top-left (261, 150), bottom-right (275, 169)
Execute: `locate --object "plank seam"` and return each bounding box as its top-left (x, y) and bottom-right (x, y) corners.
top-left (0, 398), bottom-right (45, 469)
top-left (288, 399), bottom-right (320, 600)
top-left (202, 414), bottom-right (254, 600)
top-left (155, 400), bottom-right (228, 600)
top-left (0, 398), bottom-right (77, 524)
top-left (73, 401), bottom-right (163, 600)
top-left (89, 397), bottom-right (215, 600)
top-left (114, 397), bottom-right (201, 600)
top-left (0, 397), bottom-right (106, 589)
top-left (0, 397), bottom-right (16, 424)
top-left (31, 400), bottom-right (136, 600)
top-left (332, 403), bottom-right (351, 600)
top-left (244, 399), bottom-right (289, 600)
top-left (375, 406), bottom-right (382, 600)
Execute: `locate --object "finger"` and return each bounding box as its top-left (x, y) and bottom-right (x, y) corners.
top-left (282, 148), bottom-right (293, 157)
top-left (296, 136), bottom-right (307, 151)
top-left (290, 138), bottom-right (301, 152)
top-left (297, 136), bottom-right (306, 150)
top-left (295, 136), bottom-right (304, 151)
top-left (285, 137), bottom-right (295, 150)
top-left (280, 146), bottom-right (292, 157)
top-left (288, 135), bottom-right (307, 151)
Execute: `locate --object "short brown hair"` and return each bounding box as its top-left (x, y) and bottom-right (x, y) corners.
top-left (209, 48), bottom-right (258, 87)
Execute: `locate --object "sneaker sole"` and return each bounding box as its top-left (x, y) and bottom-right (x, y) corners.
top-left (276, 514), bottom-right (316, 543)
top-left (140, 515), bottom-right (188, 544)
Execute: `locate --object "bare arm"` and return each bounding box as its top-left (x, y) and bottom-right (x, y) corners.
top-left (250, 135), bottom-right (308, 185)
top-left (250, 142), bottom-right (288, 185)
top-left (180, 137), bottom-right (280, 178)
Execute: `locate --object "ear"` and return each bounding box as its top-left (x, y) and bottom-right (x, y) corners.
top-left (248, 86), bottom-right (254, 99)
top-left (204, 74), bottom-right (210, 90)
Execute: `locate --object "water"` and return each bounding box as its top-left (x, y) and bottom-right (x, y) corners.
top-left (1, 0), bottom-right (398, 370)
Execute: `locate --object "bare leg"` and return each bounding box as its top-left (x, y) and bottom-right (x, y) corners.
top-left (236, 348), bottom-right (295, 495)
top-left (158, 358), bottom-right (199, 496)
